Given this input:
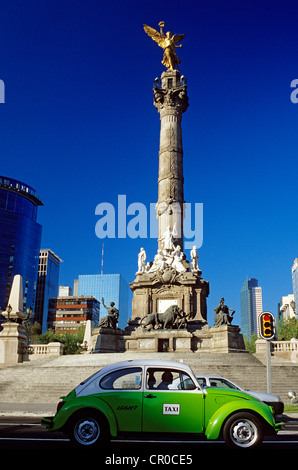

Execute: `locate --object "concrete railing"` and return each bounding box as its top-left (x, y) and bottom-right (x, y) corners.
top-left (23, 342), bottom-right (64, 360)
top-left (256, 339), bottom-right (298, 362)
top-left (271, 340), bottom-right (298, 353)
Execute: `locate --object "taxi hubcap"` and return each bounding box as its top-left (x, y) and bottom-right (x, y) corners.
top-left (75, 418), bottom-right (100, 444)
top-left (231, 420), bottom-right (257, 447)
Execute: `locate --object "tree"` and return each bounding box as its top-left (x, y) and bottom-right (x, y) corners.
top-left (244, 333), bottom-right (257, 353)
top-left (30, 321), bottom-right (42, 343)
top-left (35, 327), bottom-right (85, 355)
top-left (277, 317), bottom-right (298, 341)
top-left (24, 320), bottom-right (42, 343)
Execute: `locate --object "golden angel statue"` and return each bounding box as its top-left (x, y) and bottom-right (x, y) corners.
top-left (143, 21), bottom-right (185, 71)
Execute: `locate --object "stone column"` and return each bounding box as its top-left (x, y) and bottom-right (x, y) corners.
top-left (0, 275), bottom-right (27, 366)
top-left (154, 70), bottom-right (188, 250)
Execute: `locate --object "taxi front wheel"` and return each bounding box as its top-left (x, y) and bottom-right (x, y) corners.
top-left (68, 411), bottom-right (109, 447)
top-left (223, 412), bottom-right (263, 449)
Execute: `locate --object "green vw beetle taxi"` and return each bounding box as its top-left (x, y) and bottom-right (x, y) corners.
top-left (41, 360), bottom-right (283, 449)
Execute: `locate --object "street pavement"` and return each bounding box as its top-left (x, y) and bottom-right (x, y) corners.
top-left (0, 407), bottom-right (297, 453)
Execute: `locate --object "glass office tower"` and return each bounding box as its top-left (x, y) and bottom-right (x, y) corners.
top-left (240, 277), bottom-right (263, 339)
top-left (0, 176), bottom-right (42, 311)
top-left (77, 274), bottom-right (129, 328)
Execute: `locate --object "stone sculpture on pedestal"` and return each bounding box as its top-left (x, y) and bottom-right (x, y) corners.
top-left (98, 298), bottom-right (119, 329)
top-left (213, 298), bottom-right (235, 327)
top-left (190, 246), bottom-right (199, 272)
top-left (137, 247), bottom-right (147, 274)
top-left (93, 298), bottom-right (122, 353)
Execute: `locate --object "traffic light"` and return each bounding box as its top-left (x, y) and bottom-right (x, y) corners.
top-left (259, 311), bottom-right (275, 340)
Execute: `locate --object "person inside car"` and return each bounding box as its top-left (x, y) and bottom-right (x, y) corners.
top-left (157, 370), bottom-right (173, 389)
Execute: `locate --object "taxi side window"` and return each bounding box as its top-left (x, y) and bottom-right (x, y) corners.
top-left (210, 378), bottom-right (237, 389)
top-left (197, 378), bottom-right (207, 388)
top-left (178, 373), bottom-right (197, 390)
top-left (146, 368), bottom-right (196, 390)
top-left (100, 367), bottom-right (142, 390)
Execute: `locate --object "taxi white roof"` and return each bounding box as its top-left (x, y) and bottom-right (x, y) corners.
top-left (98, 359), bottom-right (193, 375)
top-left (75, 359), bottom-right (197, 397)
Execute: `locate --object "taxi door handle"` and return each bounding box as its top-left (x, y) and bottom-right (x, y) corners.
top-left (144, 394), bottom-right (157, 398)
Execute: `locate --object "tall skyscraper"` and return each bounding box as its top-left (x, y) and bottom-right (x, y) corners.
top-left (77, 274), bottom-right (129, 329)
top-left (292, 258), bottom-right (298, 310)
top-left (240, 278), bottom-right (263, 338)
top-left (0, 176), bottom-right (43, 311)
top-left (35, 249), bottom-right (62, 332)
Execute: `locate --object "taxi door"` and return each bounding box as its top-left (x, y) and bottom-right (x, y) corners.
top-left (98, 366), bottom-right (143, 432)
top-left (142, 367), bottom-right (204, 434)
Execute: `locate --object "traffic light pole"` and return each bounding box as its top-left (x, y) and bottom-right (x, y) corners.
top-left (259, 312), bottom-right (275, 394)
top-left (266, 339), bottom-right (272, 394)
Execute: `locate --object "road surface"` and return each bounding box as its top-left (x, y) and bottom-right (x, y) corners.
top-left (0, 415), bottom-right (297, 454)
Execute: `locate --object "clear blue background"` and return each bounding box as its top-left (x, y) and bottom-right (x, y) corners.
top-left (1, 0), bottom-right (297, 328)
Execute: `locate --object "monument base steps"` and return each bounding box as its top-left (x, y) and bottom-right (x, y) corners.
top-left (0, 351), bottom-right (298, 405)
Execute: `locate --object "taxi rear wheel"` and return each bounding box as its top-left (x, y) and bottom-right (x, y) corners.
top-left (68, 411), bottom-right (108, 447)
top-left (223, 412), bottom-right (263, 449)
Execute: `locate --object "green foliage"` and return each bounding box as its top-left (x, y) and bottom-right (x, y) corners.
top-left (243, 318), bottom-right (298, 352)
top-left (244, 333), bottom-right (257, 353)
top-left (276, 317), bottom-right (298, 341)
top-left (35, 327), bottom-right (85, 355)
top-left (24, 321), bottom-right (42, 343)
top-left (36, 328), bottom-right (56, 344)
top-left (284, 404), bottom-right (298, 412)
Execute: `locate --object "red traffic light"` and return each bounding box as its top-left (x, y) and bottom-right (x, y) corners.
top-left (259, 312), bottom-right (275, 340)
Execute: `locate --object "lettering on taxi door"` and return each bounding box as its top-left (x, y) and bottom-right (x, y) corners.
top-left (163, 404), bottom-right (180, 415)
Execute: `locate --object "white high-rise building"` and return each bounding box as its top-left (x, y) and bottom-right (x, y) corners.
top-left (280, 294), bottom-right (296, 321)
top-left (252, 285), bottom-right (263, 337)
top-left (59, 285), bottom-right (72, 297)
top-left (240, 278), bottom-right (263, 338)
top-left (292, 258), bottom-right (298, 311)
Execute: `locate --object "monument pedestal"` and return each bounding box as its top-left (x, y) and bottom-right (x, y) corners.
top-left (94, 328), bottom-right (124, 353)
top-left (122, 324), bottom-right (245, 354)
top-left (123, 328), bottom-right (193, 353)
top-left (0, 322), bottom-right (27, 366)
top-left (0, 275), bottom-right (28, 366)
top-left (130, 270), bottom-right (209, 326)
top-left (87, 323), bottom-right (245, 355)
top-left (209, 325), bottom-right (246, 353)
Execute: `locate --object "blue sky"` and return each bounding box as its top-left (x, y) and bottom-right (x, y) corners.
top-left (1, 0), bottom-right (297, 328)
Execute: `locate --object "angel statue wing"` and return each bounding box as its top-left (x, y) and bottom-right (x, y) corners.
top-left (172, 34), bottom-right (186, 45)
top-left (143, 24), bottom-right (166, 48)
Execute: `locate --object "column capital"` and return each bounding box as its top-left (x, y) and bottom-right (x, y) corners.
top-left (153, 85), bottom-right (189, 115)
